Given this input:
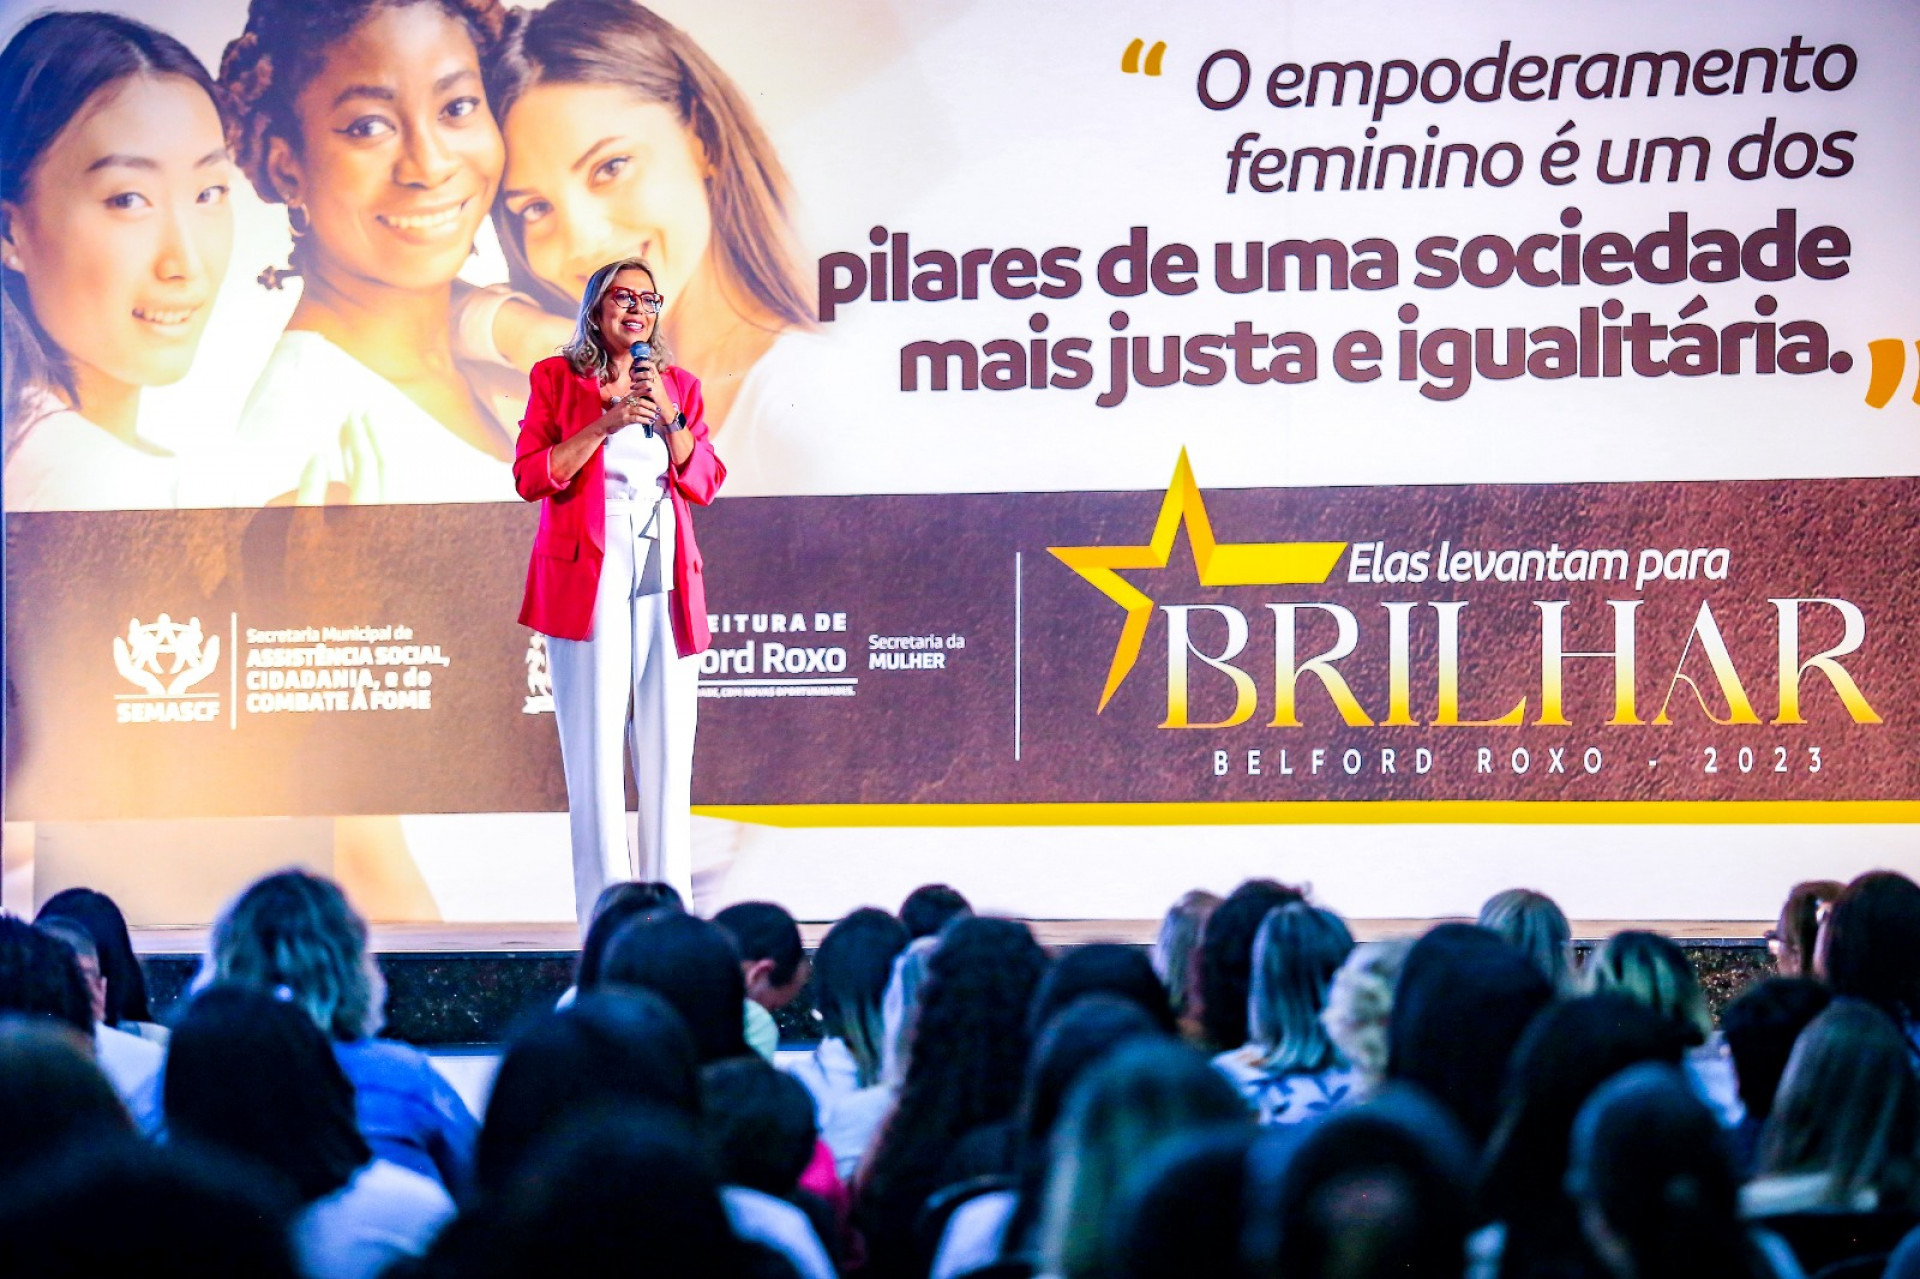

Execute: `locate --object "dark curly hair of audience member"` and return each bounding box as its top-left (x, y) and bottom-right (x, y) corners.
top-left (856, 916), bottom-right (1049, 1278)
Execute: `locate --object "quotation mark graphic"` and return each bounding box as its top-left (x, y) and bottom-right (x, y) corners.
top-left (1121, 39), bottom-right (1167, 76)
top-left (1864, 339), bottom-right (1920, 408)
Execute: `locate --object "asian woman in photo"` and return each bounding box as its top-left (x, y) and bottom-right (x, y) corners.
top-left (0, 12), bottom-right (235, 512)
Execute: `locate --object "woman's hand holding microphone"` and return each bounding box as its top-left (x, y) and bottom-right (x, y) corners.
top-left (623, 358), bottom-right (694, 467)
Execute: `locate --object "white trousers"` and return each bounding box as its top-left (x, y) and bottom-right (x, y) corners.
top-left (547, 497), bottom-right (700, 927)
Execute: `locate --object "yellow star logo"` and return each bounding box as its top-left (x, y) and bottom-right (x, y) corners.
top-left (1049, 450), bottom-right (1348, 711)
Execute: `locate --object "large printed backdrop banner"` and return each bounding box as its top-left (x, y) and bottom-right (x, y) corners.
top-left (4, 0), bottom-right (1919, 921)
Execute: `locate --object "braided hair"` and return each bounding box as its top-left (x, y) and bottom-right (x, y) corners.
top-left (217, 0), bottom-right (507, 286)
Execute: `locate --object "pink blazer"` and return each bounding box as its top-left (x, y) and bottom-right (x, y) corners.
top-left (513, 355), bottom-right (725, 653)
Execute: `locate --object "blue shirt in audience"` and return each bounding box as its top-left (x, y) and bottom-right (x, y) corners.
top-left (333, 1039), bottom-right (478, 1201)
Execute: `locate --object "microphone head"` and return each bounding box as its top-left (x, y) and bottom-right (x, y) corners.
top-left (629, 341), bottom-right (651, 366)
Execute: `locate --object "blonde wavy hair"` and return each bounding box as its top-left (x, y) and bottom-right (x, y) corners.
top-left (562, 257), bottom-right (672, 383)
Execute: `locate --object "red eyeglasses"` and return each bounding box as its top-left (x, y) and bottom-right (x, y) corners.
top-left (607, 286), bottom-right (665, 314)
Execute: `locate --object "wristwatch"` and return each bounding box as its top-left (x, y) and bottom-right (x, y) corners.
top-left (662, 409), bottom-right (687, 434)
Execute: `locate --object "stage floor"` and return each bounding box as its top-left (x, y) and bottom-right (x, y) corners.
top-left (128, 917), bottom-right (1771, 955)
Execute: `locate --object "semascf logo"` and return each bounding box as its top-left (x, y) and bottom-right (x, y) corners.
top-left (113, 614), bottom-right (221, 724)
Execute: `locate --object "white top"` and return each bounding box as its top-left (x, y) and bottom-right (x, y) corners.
top-left (1212, 1046), bottom-right (1357, 1125)
top-left (234, 331), bottom-right (514, 505)
top-left (601, 394), bottom-right (671, 505)
top-left (291, 1159), bottom-right (455, 1279)
top-left (781, 1036), bottom-right (896, 1180)
top-left (721, 1185), bottom-right (835, 1279)
top-left (4, 395), bottom-right (184, 512)
top-left (931, 1188), bottom-right (1016, 1279)
top-left (94, 1022), bottom-right (165, 1134)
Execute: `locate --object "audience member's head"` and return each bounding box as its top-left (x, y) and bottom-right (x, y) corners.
top-left (602, 911), bottom-right (750, 1063)
top-left (857, 917), bottom-right (1048, 1275)
top-left (1036, 1038), bottom-right (1251, 1279)
top-left (1000, 996), bottom-right (1167, 1259)
top-left (714, 901), bottom-right (809, 1011)
top-left (701, 1057), bottom-right (818, 1197)
top-left (576, 880), bottom-right (684, 992)
top-left (811, 907), bottom-right (909, 1089)
top-left (1387, 924), bottom-right (1553, 1147)
top-left (1758, 999), bottom-right (1920, 1211)
top-left (899, 883), bottom-right (972, 940)
top-left (1246, 1087), bottom-right (1475, 1279)
top-left (1720, 977), bottom-right (1833, 1125)
top-left (34, 888), bottom-right (153, 1027)
top-left (163, 984), bottom-right (369, 1205)
top-left (1478, 888), bottom-right (1576, 995)
top-left (1030, 943), bottom-right (1177, 1037)
top-left (881, 933), bottom-right (941, 1087)
top-left (1479, 995), bottom-right (1688, 1248)
top-left (0, 915), bottom-right (92, 1035)
top-left (1151, 889), bottom-right (1221, 1032)
top-left (204, 870), bottom-right (384, 1041)
top-left (1322, 939), bottom-right (1412, 1104)
top-left (1771, 879), bottom-right (1843, 978)
top-left (1113, 1126), bottom-right (1260, 1279)
top-left (0, 1144), bottom-right (298, 1277)
top-left (478, 988), bottom-right (700, 1197)
top-left (455, 1108), bottom-right (761, 1279)
top-left (1199, 879), bottom-right (1307, 1052)
top-left (32, 918), bottom-right (103, 1027)
top-left (1246, 903), bottom-right (1354, 1071)
top-left (1568, 1064), bottom-right (1765, 1279)
top-left (1822, 870), bottom-right (1920, 1026)
top-left (1584, 931), bottom-right (1712, 1047)
top-left (0, 1016), bottom-right (132, 1184)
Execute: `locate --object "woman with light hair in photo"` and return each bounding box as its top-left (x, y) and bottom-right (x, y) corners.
top-left (202, 869), bottom-right (478, 1196)
top-left (475, 0), bottom-right (822, 495)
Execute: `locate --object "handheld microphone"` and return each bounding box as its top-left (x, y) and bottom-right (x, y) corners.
top-left (629, 341), bottom-right (653, 437)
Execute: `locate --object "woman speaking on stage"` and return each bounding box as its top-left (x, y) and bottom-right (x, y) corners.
top-left (513, 257), bottom-right (724, 925)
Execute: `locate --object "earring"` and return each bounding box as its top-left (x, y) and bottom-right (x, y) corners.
top-left (287, 203), bottom-right (311, 237)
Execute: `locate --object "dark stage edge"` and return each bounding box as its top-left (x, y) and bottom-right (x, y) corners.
top-left (137, 937), bottom-right (1775, 1048)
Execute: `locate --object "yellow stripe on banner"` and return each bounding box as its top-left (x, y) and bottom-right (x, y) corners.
top-left (691, 800), bottom-right (1920, 829)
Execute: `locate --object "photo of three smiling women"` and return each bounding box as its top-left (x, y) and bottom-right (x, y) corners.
top-left (0, 0), bottom-right (814, 511)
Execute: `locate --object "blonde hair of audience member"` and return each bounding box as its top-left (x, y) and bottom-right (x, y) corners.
top-left (1245, 903), bottom-right (1353, 1073)
top-left (203, 870), bottom-right (385, 1040)
top-left (1478, 888), bottom-right (1576, 996)
top-left (1036, 1040), bottom-right (1250, 1279)
top-left (1584, 931), bottom-right (1712, 1046)
top-left (1753, 1000), bottom-right (1920, 1213)
top-left (1321, 938), bottom-right (1413, 1102)
top-left (1150, 889), bottom-right (1220, 1037)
